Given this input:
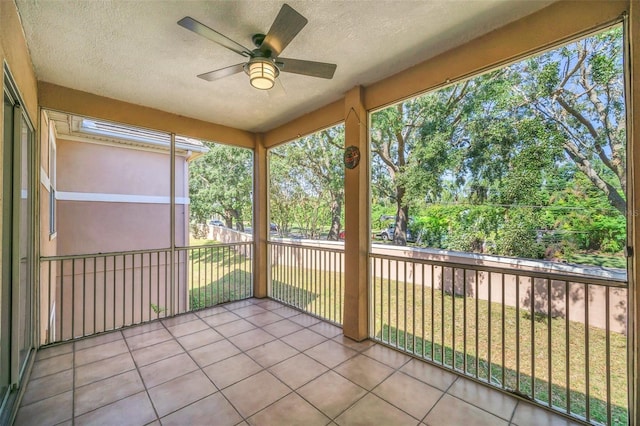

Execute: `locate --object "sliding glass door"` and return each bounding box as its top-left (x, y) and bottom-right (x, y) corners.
top-left (1, 72), bottom-right (34, 421)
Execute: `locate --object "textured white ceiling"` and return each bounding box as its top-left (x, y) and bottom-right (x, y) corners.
top-left (16, 0), bottom-right (554, 133)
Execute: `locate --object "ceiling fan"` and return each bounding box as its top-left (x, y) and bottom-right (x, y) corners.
top-left (178, 4), bottom-right (337, 90)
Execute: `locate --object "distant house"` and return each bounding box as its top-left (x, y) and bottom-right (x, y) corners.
top-left (39, 111), bottom-right (208, 340)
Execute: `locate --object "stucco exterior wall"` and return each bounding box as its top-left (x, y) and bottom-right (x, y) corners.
top-left (55, 137), bottom-right (189, 255)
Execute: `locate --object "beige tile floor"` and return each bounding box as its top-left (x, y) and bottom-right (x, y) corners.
top-left (15, 298), bottom-right (583, 426)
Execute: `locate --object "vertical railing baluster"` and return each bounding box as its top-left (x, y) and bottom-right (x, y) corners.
top-left (585, 283), bottom-right (590, 422)
top-left (515, 274), bottom-right (520, 392)
top-left (130, 253), bottom-right (134, 323)
top-left (463, 268), bottom-right (467, 373)
top-left (82, 257), bottom-right (86, 337)
top-left (404, 260), bottom-right (407, 351)
top-left (420, 262), bottom-right (425, 359)
top-left (164, 252), bottom-right (168, 319)
top-left (338, 250), bottom-right (342, 322)
top-left (475, 269), bottom-right (479, 379)
top-left (122, 254), bottom-right (126, 327)
top-left (323, 250), bottom-right (327, 321)
top-left (200, 247), bottom-right (205, 308)
top-left (440, 266), bottom-right (445, 365)
top-left (102, 256), bottom-right (106, 330)
top-left (138, 253), bottom-right (143, 323)
top-left (606, 286), bottom-right (611, 426)
top-left (501, 273), bottom-right (505, 388)
top-left (547, 277), bottom-right (552, 408)
top-left (61, 259), bottom-right (65, 340)
top-left (566, 280), bottom-right (571, 416)
top-left (395, 259), bottom-right (399, 348)
top-left (530, 278), bottom-right (535, 400)
top-left (147, 252), bottom-right (151, 321)
top-left (338, 250), bottom-right (342, 323)
top-left (372, 256), bottom-right (377, 338)
top-left (47, 260), bottom-right (52, 343)
top-left (71, 259), bottom-right (76, 339)
top-left (452, 268), bottom-right (456, 369)
top-left (155, 251), bottom-right (160, 319)
top-left (430, 264), bottom-right (434, 362)
top-left (113, 255), bottom-right (117, 330)
top-left (488, 272), bottom-right (492, 384)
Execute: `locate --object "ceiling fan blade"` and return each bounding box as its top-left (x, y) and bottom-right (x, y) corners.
top-left (197, 63), bottom-right (245, 82)
top-left (178, 17), bottom-right (252, 57)
top-left (261, 4), bottom-right (308, 57)
top-left (277, 58), bottom-right (337, 79)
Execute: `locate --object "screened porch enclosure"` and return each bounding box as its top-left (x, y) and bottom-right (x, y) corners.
top-left (2, 1), bottom-right (638, 426)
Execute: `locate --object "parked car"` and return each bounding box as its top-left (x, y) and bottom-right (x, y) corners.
top-left (209, 219), bottom-right (224, 227)
top-left (376, 224), bottom-right (415, 242)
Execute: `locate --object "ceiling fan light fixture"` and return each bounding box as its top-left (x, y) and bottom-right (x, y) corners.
top-left (245, 58), bottom-right (279, 90)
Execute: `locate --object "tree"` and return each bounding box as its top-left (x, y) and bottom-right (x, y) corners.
top-left (269, 126), bottom-right (344, 240)
top-left (370, 78), bottom-right (493, 245)
top-left (513, 27), bottom-right (626, 214)
top-left (370, 26), bottom-right (626, 263)
top-left (188, 143), bottom-right (252, 231)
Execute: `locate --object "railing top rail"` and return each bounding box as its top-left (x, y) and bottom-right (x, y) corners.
top-left (268, 240), bottom-right (345, 254)
top-left (369, 252), bottom-right (627, 288)
top-left (40, 242), bottom-right (254, 261)
top-left (176, 242), bottom-right (253, 250)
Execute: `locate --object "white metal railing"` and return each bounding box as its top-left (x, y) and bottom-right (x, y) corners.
top-left (40, 242), bottom-right (253, 344)
top-left (370, 252), bottom-right (628, 425)
top-left (268, 241), bottom-right (344, 325)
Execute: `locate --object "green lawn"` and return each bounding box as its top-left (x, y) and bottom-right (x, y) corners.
top-left (184, 242), bottom-right (253, 309)
top-left (566, 252), bottom-right (626, 269)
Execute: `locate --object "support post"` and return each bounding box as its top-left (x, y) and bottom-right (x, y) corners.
top-left (343, 86), bottom-right (369, 340)
top-left (253, 133), bottom-right (268, 298)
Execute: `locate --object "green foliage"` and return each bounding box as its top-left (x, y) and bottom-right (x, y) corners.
top-left (368, 26), bottom-right (627, 267)
top-left (150, 304), bottom-right (166, 314)
top-left (269, 125), bottom-right (345, 239)
top-left (495, 211), bottom-right (545, 259)
top-left (189, 143), bottom-right (252, 230)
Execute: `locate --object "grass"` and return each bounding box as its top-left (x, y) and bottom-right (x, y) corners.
top-left (270, 265), bottom-right (344, 325)
top-left (184, 241), bottom-right (253, 309)
top-left (565, 252), bottom-right (626, 269)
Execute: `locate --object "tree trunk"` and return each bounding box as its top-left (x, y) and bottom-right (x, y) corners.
top-left (232, 209), bottom-right (244, 232)
top-left (327, 198), bottom-right (341, 241)
top-left (393, 187), bottom-right (409, 245)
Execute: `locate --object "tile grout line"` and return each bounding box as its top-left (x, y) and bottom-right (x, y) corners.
top-left (509, 400), bottom-right (520, 425)
top-left (419, 374), bottom-right (459, 424)
top-left (243, 300), bottom-right (394, 423)
top-left (195, 300), bottom-right (340, 422)
top-left (154, 307), bottom-right (246, 423)
top-left (120, 328), bottom-right (162, 424)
